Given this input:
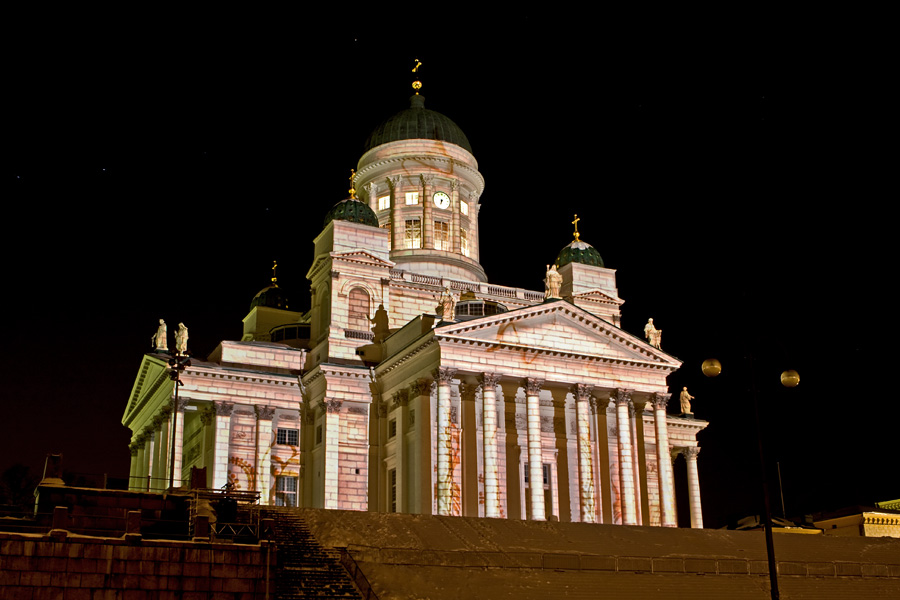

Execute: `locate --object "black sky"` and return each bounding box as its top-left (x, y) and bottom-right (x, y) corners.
top-left (5, 15), bottom-right (893, 527)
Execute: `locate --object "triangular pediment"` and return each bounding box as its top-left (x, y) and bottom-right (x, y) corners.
top-left (571, 289), bottom-right (624, 305)
top-left (305, 251), bottom-right (394, 279)
top-left (434, 301), bottom-right (679, 369)
top-left (122, 354), bottom-right (170, 425)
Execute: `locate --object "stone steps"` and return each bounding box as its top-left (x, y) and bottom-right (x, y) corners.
top-left (262, 507), bottom-right (364, 600)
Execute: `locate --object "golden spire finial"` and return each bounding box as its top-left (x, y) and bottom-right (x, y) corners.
top-left (348, 169), bottom-right (357, 199)
top-left (271, 260), bottom-right (278, 286)
top-left (572, 214), bottom-right (581, 242)
top-left (412, 58), bottom-right (423, 94)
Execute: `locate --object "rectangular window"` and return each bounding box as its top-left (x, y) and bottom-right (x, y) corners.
top-left (460, 200), bottom-right (468, 216)
top-left (275, 476), bottom-right (298, 507)
top-left (405, 218), bottom-right (421, 249)
top-left (434, 221), bottom-right (450, 251)
top-left (524, 463), bottom-right (551, 487)
top-left (378, 195), bottom-right (390, 211)
top-left (460, 227), bottom-right (469, 257)
top-left (389, 419), bottom-right (397, 438)
top-left (276, 428), bottom-right (299, 446)
top-left (405, 191), bottom-right (419, 205)
top-left (389, 468), bottom-right (397, 512)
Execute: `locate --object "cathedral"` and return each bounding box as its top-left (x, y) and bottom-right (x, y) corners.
top-left (122, 75), bottom-right (708, 528)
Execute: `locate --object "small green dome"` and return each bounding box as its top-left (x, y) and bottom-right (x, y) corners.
top-left (557, 240), bottom-right (604, 268)
top-left (251, 285), bottom-right (290, 310)
top-left (324, 197), bottom-right (379, 228)
top-left (364, 94), bottom-right (473, 154)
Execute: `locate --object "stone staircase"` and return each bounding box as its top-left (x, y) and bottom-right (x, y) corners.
top-left (262, 507), bottom-right (365, 599)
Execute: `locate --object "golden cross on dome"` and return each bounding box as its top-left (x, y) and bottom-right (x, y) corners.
top-left (412, 59), bottom-right (423, 94)
top-left (348, 169), bottom-right (357, 199)
top-left (271, 260), bottom-right (278, 286)
top-left (572, 214), bottom-right (581, 242)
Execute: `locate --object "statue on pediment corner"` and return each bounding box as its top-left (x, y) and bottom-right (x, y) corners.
top-left (151, 319), bottom-right (168, 351)
top-left (644, 318), bottom-right (662, 349)
top-left (544, 264), bottom-right (562, 299)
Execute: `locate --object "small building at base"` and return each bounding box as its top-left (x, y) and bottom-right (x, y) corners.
top-left (122, 90), bottom-right (709, 527)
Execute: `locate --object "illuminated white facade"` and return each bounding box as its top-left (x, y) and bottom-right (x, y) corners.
top-left (122, 93), bottom-right (708, 526)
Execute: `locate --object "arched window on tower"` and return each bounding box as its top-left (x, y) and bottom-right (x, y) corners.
top-left (348, 287), bottom-right (371, 331)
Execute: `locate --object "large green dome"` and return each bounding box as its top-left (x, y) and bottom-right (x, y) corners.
top-left (364, 94), bottom-right (473, 154)
top-left (557, 239), bottom-right (604, 268)
top-left (323, 197), bottom-right (379, 228)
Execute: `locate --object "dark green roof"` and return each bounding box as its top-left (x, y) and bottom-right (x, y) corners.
top-left (251, 285), bottom-right (290, 310)
top-left (557, 240), bottom-right (604, 268)
top-left (324, 197), bottom-right (379, 228)
top-left (364, 95), bottom-right (472, 154)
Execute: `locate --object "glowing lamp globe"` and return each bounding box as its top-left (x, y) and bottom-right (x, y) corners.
top-left (781, 370), bottom-right (800, 387)
top-left (701, 359), bottom-right (722, 378)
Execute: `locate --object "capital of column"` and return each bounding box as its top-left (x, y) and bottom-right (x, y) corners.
top-left (376, 401), bottom-right (388, 418)
top-left (419, 173), bottom-right (434, 186)
top-left (325, 399), bottom-right (343, 414)
top-left (589, 397), bottom-right (600, 414)
top-left (213, 401), bottom-right (235, 417)
top-left (433, 367), bottom-right (457, 385)
top-left (523, 377), bottom-right (544, 396)
top-left (199, 408), bottom-right (215, 426)
top-left (450, 179), bottom-right (460, 191)
top-left (364, 181), bottom-right (377, 198)
top-left (391, 389), bottom-right (409, 410)
top-left (256, 405), bottom-right (276, 421)
top-left (151, 415), bottom-right (164, 429)
top-left (683, 446), bottom-right (701, 460)
top-left (572, 383), bottom-right (594, 403)
top-left (171, 397), bottom-right (189, 412)
top-left (613, 388), bottom-right (633, 406)
top-left (458, 382), bottom-right (478, 401)
top-left (129, 444), bottom-right (140, 456)
top-left (386, 175), bottom-right (402, 190)
top-left (409, 378), bottom-right (430, 398)
top-left (650, 392), bottom-right (671, 411)
top-left (159, 404), bottom-right (172, 418)
top-left (478, 372), bottom-right (501, 389)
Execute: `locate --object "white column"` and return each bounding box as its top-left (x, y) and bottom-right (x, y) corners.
top-left (614, 389), bottom-right (637, 525)
top-left (128, 445), bottom-right (139, 492)
top-left (435, 367), bottom-right (457, 516)
top-left (212, 401), bottom-right (234, 490)
top-left (171, 399), bottom-right (188, 488)
top-left (524, 378), bottom-right (545, 521)
top-left (158, 410), bottom-right (171, 491)
top-left (651, 393), bottom-right (677, 527)
top-left (573, 384), bottom-right (595, 523)
top-left (684, 446), bottom-right (704, 528)
top-left (143, 435), bottom-right (155, 492)
top-left (479, 373), bottom-right (502, 518)
top-left (323, 400), bottom-right (342, 509)
top-left (256, 406), bottom-right (275, 504)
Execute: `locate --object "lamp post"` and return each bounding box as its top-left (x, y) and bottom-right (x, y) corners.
top-left (703, 357), bottom-right (798, 600)
top-left (167, 351), bottom-right (191, 489)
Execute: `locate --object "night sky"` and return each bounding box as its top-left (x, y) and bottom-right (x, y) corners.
top-left (6, 16), bottom-right (893, 527)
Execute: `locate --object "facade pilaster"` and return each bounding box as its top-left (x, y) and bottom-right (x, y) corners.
top-left (256, 406), bottom-right (275, 504)
top-left (390, 390), bottom-right (408, 513)
top-left (573, 384), bottom-right (596, 523)
top-left (450, 179), bottom-right (461, 253)
top-left (323, 400), bottom-right (342, 509)
top-left (388, 176), bottom-right (402, 251)
top-left (421, 174), bottom-right (433, 249)
top-left (524, 378), bottom-right (546, 521)
top-left (459, 382), bottom-right (479, 517)
top-left (212, 401), bottom-right (234, 490)
top-left (478, 373), bottom-right (502, 518)
top-left (614, 389), bottom-right (637, 525)
top-left (651, 393), bottom-right (677, 527)
top-left (684, 446), bottom-right (704, 528)
top-left (434, 367), bottom-right (457, 516)
top-left (409, 378), bottom-right (433, 514)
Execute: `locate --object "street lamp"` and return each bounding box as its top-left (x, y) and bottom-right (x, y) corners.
top-left (704, 359), bottom-right (797, 600)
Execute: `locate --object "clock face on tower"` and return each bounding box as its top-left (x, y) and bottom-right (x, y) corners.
top-left (433, 191), bottom-right (451, 210)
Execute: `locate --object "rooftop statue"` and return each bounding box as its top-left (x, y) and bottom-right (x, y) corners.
top-left (151, 319), bottom-right (168, 351)
top-left (175, 322), bottom-right (189, 355)
top-left (437, 287), bottom-right (457, 322)
top-left (644, 318), bottom-right (662, 349)
top-left (369, 304), bottom-right (390, 343)
top-left (680, 387), bottom-right (694, 415)
top-left (544, 264), bottom-right (562, 299)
